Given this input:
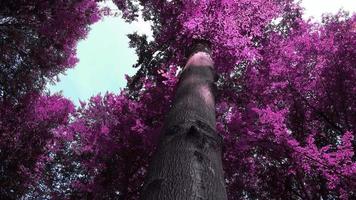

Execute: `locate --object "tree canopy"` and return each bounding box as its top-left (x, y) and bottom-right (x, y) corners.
top-left (0, 0), bottom-right (355, 199)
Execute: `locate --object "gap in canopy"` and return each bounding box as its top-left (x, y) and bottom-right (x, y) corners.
top-left (46, 0), bottom-right (153, 106)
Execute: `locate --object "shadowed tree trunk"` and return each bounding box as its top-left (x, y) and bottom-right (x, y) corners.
top-left (141, 42), bottom-right (227, 200)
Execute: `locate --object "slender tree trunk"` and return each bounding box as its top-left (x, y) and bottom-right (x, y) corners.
top-left (141, 43), bottom-right (227, 200)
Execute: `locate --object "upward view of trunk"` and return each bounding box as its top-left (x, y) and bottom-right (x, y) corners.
top-left (142, 43), bottom-right (227, 200)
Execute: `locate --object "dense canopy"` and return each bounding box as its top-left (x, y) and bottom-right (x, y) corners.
top-left (0, 0), bottom-right (100, 102)
top-left (0, 0), bottom-right (355, 199)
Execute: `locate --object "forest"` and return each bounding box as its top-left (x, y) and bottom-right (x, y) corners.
top-left (0, 0), bottom-right (355, 199)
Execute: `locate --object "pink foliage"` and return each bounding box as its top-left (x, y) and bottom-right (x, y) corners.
top-left (0, 94), bottom-right (74, 198)
top-left (0, 0), bottom-right (100, 102)
top-left (1, 0), bottom-right (355, 199)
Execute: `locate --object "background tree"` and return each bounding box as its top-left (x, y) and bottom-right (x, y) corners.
top-left (0, 0), bottom-right (100, 102)
top-left (0, 0), bottom-right (100, 198)
top-left (0, 94), bottom-right (75, 199)
top-left (219, 12), bottom-right (356, 199)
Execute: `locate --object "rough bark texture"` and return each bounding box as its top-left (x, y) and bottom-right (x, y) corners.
top-left (141, 45), bottom-right (227, 200)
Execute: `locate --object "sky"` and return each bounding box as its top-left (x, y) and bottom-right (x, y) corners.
top-left (47, 1), bottom-right (152, 104)
top-left (47, 0), bottom-right (356, 105)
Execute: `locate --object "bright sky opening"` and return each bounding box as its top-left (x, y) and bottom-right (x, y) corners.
top-left (47, 0), bottom-right (356, 105)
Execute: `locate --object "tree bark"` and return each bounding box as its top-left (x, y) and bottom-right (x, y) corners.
top-left (141, 43), bottom-right (227, 200)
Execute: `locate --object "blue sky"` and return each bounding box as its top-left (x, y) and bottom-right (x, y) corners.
top-left (47, 0), bottom-right (356, 105)
top-left (47, 1), bottom-right (152, 104)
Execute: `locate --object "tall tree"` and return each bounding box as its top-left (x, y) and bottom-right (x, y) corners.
top-left (42, 1), bottom-right (354, 199)
top-left (142, 42), bottom-right (227, 199)
top-left (1, 0), bottom-right (355, 199)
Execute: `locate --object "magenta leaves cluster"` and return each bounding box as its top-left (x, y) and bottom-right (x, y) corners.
top-left (1, 0), bottom-right (355, 199)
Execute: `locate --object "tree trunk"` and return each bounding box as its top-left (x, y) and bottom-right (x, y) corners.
top-left (141, 43), bottom-right (227, 200)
